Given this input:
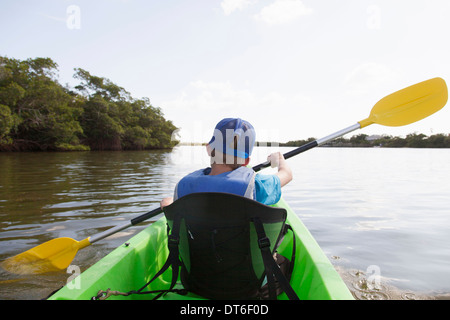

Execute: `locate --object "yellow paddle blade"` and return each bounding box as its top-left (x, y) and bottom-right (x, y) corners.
top-left (0, 237), bottom-right (91, 275)
top-left (359, 77), bottom-right (448, 128)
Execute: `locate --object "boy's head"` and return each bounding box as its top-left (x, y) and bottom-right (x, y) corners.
top-left (207, 118), bottom-right (256, 169)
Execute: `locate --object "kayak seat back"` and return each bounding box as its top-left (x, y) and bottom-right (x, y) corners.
top-left (162, 192), bottom-right (298, 300)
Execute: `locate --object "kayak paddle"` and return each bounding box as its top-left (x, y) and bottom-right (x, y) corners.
top-left (1, 77), bottom-right (447, 275)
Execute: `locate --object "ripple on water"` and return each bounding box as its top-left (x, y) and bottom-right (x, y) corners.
top-left (335, 266), bottom-right (434, 300)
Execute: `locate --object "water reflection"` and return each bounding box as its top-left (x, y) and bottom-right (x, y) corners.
top-left (0, 151), bottom-right (175, 256)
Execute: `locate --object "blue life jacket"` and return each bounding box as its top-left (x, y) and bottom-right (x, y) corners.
top-left (174, 166), bottom-right (256, 200)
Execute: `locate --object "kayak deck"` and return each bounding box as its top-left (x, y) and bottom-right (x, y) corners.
top-left (48, 198), bottom-right (353, 300)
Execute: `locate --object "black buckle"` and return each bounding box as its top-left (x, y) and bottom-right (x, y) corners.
top-left (168, 234), bottom-right (179, 247)
top-left (258, 236), bottom-right (271, 249)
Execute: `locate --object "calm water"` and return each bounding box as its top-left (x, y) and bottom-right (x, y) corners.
top-left (0, 147), bottom-right (449, 300)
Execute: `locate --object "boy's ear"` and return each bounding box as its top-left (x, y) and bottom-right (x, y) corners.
top-left (244, 157), bottom-right (250, 166)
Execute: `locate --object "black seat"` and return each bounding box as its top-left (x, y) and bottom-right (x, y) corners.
top-left (160, 192), bottom-right (298, 300)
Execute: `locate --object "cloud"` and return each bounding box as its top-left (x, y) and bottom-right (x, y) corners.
top-left (161, 80), bottom-right (312, 143)
top-left (344, 62), bottom-right (399, 95)
top-left (40, 13), bottom-right (66, 23)
top-left (221, 0), bottom-right (256, 15)
top-left (254, 0), bottom-right (313, 25)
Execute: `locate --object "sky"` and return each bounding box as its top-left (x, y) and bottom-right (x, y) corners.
top-left (1, 0), bottom-right (449, 143)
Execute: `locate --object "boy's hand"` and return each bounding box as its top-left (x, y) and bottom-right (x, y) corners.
top-left (160, 197), bottom-right (174, 209)
top-left (267, 152), bottom-right (292, 187)
top-left (267, 152), bottom-right (284, 168)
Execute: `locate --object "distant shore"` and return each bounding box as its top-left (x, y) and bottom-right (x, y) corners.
top-left (177, 133), bottom-right (450, 149)
top-left (279, 133), bottom-right (450, 148)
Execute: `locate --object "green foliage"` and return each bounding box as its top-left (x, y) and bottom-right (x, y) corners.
top-left (0, 104), bottom-right (14, 144)
top-left (349, 134), bottom-right (370, 146)
top-left (0, 56), bottom-right (178, 151)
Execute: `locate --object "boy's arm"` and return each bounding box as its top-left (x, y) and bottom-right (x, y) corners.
top-left (268, 152), bottom-right (293, 187)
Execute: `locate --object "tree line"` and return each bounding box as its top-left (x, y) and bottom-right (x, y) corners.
top-left (280, 133), bottom-right (450, 148)
top-left (0, 56), bottom-right (178, 151)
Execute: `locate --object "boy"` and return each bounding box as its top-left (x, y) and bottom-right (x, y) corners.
top-left (160, 118), bottom-right (292, 208)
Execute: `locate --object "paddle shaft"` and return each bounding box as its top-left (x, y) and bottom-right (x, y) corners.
top-left (76, 78), bottom-right (450, 244)
top-left (90, 122), bottom-right (362, 244)
top-left (89, 207), bottom-right (162, 244)
top-left (252, 123), bottom-right (361, 172)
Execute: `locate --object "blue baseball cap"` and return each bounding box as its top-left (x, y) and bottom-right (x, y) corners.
top-left (208, 118), bottom-right (256, 159)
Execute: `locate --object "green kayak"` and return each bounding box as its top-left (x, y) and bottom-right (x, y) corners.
top-left (48, 197), bottom-right (353, 300)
